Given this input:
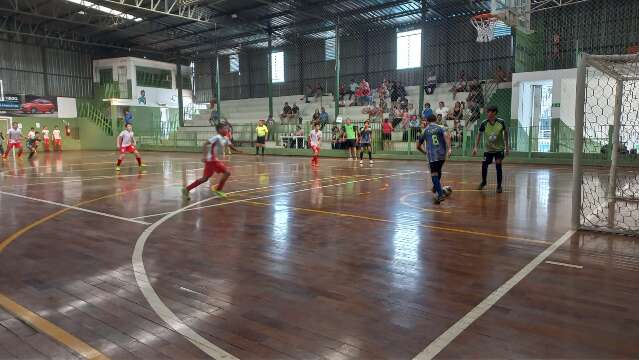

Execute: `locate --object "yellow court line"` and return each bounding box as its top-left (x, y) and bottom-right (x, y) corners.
top-left (244, 200), bottom-right (549, 245)
top-left (0, 292), bottom-right (110, 359)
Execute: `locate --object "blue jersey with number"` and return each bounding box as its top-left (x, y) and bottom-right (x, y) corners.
top-left (419, 124), bottom-right (447, 163)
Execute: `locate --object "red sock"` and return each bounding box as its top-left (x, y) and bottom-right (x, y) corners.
top-left (117, 159), bottom-right (122, 166)
top-left (136, 157), bottom-right (142, 166)
top-left (216, 176), bottom-right (228, 191)
top-left (187, 178), bottom-right (208, 191)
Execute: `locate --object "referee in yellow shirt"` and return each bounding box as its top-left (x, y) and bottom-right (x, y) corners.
top-left (256, 119), bottom-right (269, 156)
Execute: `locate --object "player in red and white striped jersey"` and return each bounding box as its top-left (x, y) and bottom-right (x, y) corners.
top-left (115, 123), bottom-right (145, 171)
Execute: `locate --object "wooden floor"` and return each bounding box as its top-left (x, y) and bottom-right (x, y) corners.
top-left (0, 151), bottom-right (638, 359)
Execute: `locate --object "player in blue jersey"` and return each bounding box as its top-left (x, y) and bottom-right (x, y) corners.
top-left (417, 114), bottom-right (453, 204)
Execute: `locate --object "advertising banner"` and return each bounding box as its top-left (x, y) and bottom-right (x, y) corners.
top-left (0, 94), bottom-right (58, 117)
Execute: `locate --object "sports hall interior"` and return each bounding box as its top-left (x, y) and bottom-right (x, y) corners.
top-left (1, 0), bottom-right (639, 359)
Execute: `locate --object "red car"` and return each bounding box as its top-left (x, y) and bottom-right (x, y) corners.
top-left (21, 99), bottom-right (56, 114)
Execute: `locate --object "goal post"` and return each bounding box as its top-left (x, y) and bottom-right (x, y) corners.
top-left (573, 53), bottom-right (639, 234)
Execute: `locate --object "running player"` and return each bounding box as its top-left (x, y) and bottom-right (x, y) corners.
top-left (52, 126), bottom-right (62, 152)
top-left (27, 128), bottom-right (35, 141)
top-left (27, 131), bottom-right (41, 160)
top-left (309, 123), bottom-right (322, 167)
top-left (255, 119), bottom-right (268, 156)
top-left (472, 105), bottom-right (509, 193)
top-left (115, 123), bottom-right (145, 171)
top-left (358, 120), bottom-right (373, 165)
top-left (183, 124), bottom-right (241, 200)
top-left (3, 122), bottom-right (23, 160)
top-left (417, 114), bottom-right (452, 204)
top-left (42, 126), bottom-right (50, 152)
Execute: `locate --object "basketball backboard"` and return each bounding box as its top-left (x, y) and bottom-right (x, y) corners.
top-left (491, 0), bottom-right (532, 34)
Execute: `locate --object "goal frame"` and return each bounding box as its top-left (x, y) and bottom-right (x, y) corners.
top-left (572, 52), bottom-right (639, 234)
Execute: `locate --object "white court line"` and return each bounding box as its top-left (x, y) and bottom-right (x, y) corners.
top-left (545, 260), bottom-right (583, 269)
top-left (0, 191), bottom-right (151, 225)
top-left (132, 170), bottom-right (420, 359)
top-left (413, 229), bottom-right (577, 360)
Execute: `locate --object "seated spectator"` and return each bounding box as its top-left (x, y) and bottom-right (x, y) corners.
top-left (451, 70), bottom-right (467, 99)
top-left (301, 85), bottom-right (313, 103)
top-left (399, 97), bottom-right (409, 111)
top-left (312, 109), bottom-right (320, 126)
top-left (448, 101), bottom-right (463, 128)
top-left (347, 79), bottom-right (357, 102)
top-left (382, 118), bottom-right (393, 150)
top-left (425, 72), bottom-right (437, 95)
top-left (495, 65), bottom-right (508, 83)
top-left (422, 103), bottom-right (433, 119)
top-left (436, 101), bottom-right (449, 119)
top-left (291, 103), bottom-right (301, 125)
top-left (339, 83), bottom-right (346, 101)
top-left (319, 107), bottom-right (329, 129)
top-left (280, 102), bottom-right (293, 123)
top-left (358, 79), bottom-right (372, 106)
top-left (294, 125), bottom-right (304, 137)
top-left (436, 113), bottom-right (444, 126)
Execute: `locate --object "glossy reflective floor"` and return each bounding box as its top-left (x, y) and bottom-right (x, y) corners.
top-left (0, 151), bottom-right (638, 359)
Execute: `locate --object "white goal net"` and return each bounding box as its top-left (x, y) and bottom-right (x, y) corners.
top-left (573, 53), bottom-right (639, 235)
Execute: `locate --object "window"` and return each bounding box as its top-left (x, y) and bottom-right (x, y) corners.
top-left (229, 54), bottom-right (240, 73)
top-left (271, 51), bottom-right (284, 83)
top-left (136, 66), bottom-right (172, 89)
top-left (396, 29), bottom-right (422, 70)
top-left (494, 21), bottom-right (512, 38)
top-left (325, 38), bottom-right (336, 61)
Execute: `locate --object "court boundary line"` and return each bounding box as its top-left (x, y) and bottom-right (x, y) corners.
top-left (0, 292), bottom-right (110, 360)
top-left (412, 229), bottom-right (576, 360)
top-left (0, 191), bottom-right (151, 225)
top-left (132, 170), bottom-right (421, 359)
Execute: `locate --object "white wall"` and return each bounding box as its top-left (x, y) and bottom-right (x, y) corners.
top-left (512, 68), bottom-right (577, 127)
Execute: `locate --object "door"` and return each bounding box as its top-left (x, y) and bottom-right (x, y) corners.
top-left (117, 66), bottom-right (128, 99)
top-left (531, 84), bottom-right (553, 152)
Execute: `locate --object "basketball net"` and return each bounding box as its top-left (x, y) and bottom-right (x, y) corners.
top-left (471, 13), bottom-right (498, 43)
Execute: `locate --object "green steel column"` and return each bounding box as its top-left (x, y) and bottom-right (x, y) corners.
top-left (418, 0), bottom-right (427, 116)
top-left (267, 31), bottom-right (273, 118)
top-left (176, 54), bottom-right (184, 128)
top-left (334, 21), bottom-right (341, 118)
top-left (215, 53), bottom-right (222, 118)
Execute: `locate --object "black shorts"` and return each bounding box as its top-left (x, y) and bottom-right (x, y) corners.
top-left (359, 142), bottom-right (371, 149)
top-left (256, 136), bottom-right (266, 144)
top-left (429, 160), bottom-right (445, 174)
top-left (346, 139), bottom-right (356, 148)
top-left (383, 133), bottom-right (392, 140)
top-left (483, 151), bottom-right (505, 164)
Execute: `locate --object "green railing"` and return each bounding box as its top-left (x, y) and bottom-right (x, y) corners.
top-left (137, 119), bottom-right (632, 163)
top-left (77, 100), bottom-right (114, 136)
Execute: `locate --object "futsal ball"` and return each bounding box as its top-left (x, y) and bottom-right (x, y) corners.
top-left (443, 186), bottom-right (453, 196)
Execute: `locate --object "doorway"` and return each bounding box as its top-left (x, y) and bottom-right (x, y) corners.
top-left (519, 80), bottom-right (553, 152)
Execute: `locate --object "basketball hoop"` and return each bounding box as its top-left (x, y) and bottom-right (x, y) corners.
top-left (471, 13), bottom-right (499, 43)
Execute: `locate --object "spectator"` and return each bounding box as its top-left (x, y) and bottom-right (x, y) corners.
top-left (291, 103), bottom-right (300, 124)
top-left (397, 82), bottom-right (407, 99)
top-left (293, 125), bottom-right (304, 148)
top-left (410, 115), bottom-right (421, 140)
top-left (339, 83), bottom-right (346, 101)
top-left (124, 110), bottom-right (133, 126)
top-left (312, 109), bottom-right (321, 126)
top-left (390, 81), bottom-right (399, 107)
top-left (392, 106), bottom-right (403, 128)
top-left (382, 118), bottom-right (393, 150)
top-left (422, 103), bottom-right (434, 119)
top-left (347, 79), bottom-right (357, 101)
top-left (436, 101), bottom-right (449, 119)
top-left (467, 101), bottom-right (481, 128)
top-left (319, 107), bottom-right (329, 129)
top-left (401, 110), bottom-right (411, 142)
top-left (302, 85), bottom-right (313, 103)
top-left (313, 83), bottom-right (323, 102)
top-left (399, 97), bottom-right (409, 111)
top-left (451, 70), bottom-right (467, 99)
top-left (331, 125), bottom-right (341, 149)
top-left (266, 115), bottom-right (275, 141)
top-left (377, 82), bottom-right (388, 109)
top-left (448, 101), bottom-right (464, 146)
top-left (425, 72), bottom-right (437, 95)
top-left (359, 79), bottom-right (371, 106)
top-left (280, 102), bottom-right (293, 124)
top-left (495, 65), bottom-right (508, 82)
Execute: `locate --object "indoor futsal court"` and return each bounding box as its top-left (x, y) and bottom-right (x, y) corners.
top-left (2, 0), bottom-right (639, 359)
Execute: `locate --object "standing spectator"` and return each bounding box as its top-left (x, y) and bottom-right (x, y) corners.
top-left (392, 106), bottom-right (403, 128)
top-left (124, 110), bottom-right (134, 126)
top-left (343, 118), bottom-right (358, 160)
top-left (399, 97), bottom-right (409, 111)
top-left (331, 125), bottom-right (341, 149)
top-left (382, 118), bottom-right (393, 150)
top-left (390, 81), bottom-right (399, 108)
top-left (397, 82), bottom-right (407, 100)
top-left (377, 82), bottom-right (388, 109)
top-left (319, 107), bottom-right (329, 130)
top-left (401, 110), bottom-right (411, 142)
top-left (409, 115), bottom-right (421, 141)
top-left (280, 102), bottom-right (293, 123)
top-left (424, 72), bottom-right (437, 95)
top-left (302, 85), bottom-right (313, 103)
top-left (422, 103), bottom-right (434, 119)
top-left (436, 101), bottom-right (449, 120)
top-left (359, 79), bottom-right (371, 106)
top-left (266, 115), bottom-right (275, 141)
